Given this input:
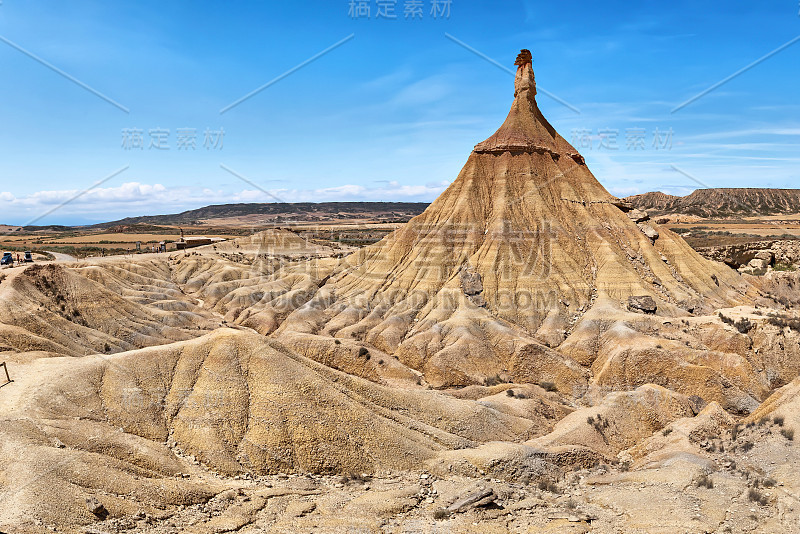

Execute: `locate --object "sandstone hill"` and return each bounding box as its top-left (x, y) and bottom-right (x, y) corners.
top-left (0, 50), bottom-right (799, 533)
top-left (626, 188), bottom-right (800, 218)
top-left (92, 202), bottom-right (429, 228)
top-left (264, 50), bottom-right (753, 397)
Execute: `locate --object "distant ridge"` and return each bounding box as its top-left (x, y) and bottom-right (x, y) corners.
top-left (91, 202), bottom-right (430, 228)
top-left (625, 188), bottom-right (800, 218)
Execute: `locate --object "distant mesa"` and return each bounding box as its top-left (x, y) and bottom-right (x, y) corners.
top-left (625, 188), bottom-right (800, 218)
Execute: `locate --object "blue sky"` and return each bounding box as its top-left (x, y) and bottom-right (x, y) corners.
top-left (0, 0), bottom-right (798, 225)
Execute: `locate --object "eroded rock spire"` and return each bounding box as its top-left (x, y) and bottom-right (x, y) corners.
top-left (514, 49), bottom-right (536, 98)
top-left (514, 49), bottom-right (532, 66)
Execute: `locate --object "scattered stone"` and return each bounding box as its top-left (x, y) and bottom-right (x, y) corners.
top-left (754, 250), bottom-right (774, 264)
top-left (611, 198), bottom-right (634, 211)
top-left (460, 268), bottom-right (486, 307)
top-left (445, 488), bottom-right (497, 513)
top-left (638, 223), bottom-right (659, 241)
top-left (628, 295), bottom-right (657, 314)
top-left (626, 209), bottom-right (650, 223)
top-left (85, 496), bottom-right (108, 519)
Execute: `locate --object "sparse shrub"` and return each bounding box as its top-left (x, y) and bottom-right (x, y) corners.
top-left (731, 424), bottom-right (740, 440)
top-left (378, 359), bottom-right (384, 365)
top-left (662, 428), bottom-right (673, 436)
top-left (734, 317), bottom-right (753, 334)
top-left (740, 441), bottom-right (754, 452)
top-left (762, 478), bottom-right (777, 488)
top-left (586, 416), bottom-right (595, 425)
top-left (104, 343), bottom-right (110, 353)
top-left (515, 392), bottom-right (527, 399)
top-left (334, 339), bottom-right (341, 345)
top-left (696, 474), bottom-right (714, 489)
top-left (620, 460), bottom-right (631, 472)
top-left (537, 480), bottom-right (561, 493)
top-left (357, 347), bottom-right (369, 358)
top-left (338, 472), bottom-right (371, 485)
top-left (781, 428), bottom-right (794, 441)
top-left (773, 416), bottom-right (785, 427)
top-left (758, 417), bottom-right (770, 426)
top-left (539, 381), bottom-right (558, 392)
top-left (565, 498), bottom-right (577, 510)
top-left (483, 374), bottom-right (503, 387)
top-left (506, 389), bottom-right (515, 397)
top-left (433, 508), bottom-right (450, 520)
top-left (768, 314), bottom-right (800, 332)
top-left (748, 488), bottom-right (768, 506)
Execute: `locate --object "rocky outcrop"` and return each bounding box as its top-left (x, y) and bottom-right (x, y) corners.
top-left (627, 295), bottom-right (657, 314)
top-left (696, 240), bottom-right (800, 268)
top-left (625, 188), bottom-right (800, 217)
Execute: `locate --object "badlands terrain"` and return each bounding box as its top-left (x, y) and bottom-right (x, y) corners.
top-left (1, 51), bottom-right (800, 533)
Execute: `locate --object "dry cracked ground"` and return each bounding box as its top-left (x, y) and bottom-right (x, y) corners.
top-left (2, 53), bottom-right (800, 533)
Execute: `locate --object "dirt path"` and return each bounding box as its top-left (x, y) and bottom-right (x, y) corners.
top-left (44, 250), bottom-right (77, 262)
top-left (0, 355), bottom-right (89, 415)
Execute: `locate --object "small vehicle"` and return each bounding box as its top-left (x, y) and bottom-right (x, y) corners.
top-left (24, 251), bottom-right (33, 263)
top-left (1, 252), bottom-right (13, 266)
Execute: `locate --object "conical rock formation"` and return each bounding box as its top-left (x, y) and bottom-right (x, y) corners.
top-left (270, 50), bottom-right (752, 390)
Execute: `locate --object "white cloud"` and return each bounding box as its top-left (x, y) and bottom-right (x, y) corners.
top-left (0, 180), bottom-right (451, 224)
